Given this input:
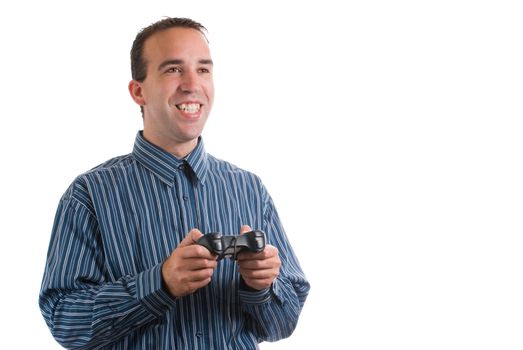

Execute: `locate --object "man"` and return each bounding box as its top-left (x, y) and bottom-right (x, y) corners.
top-left (39, 17), bottom-right (309, 349)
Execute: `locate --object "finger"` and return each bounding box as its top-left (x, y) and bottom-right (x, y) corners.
top-left (240, 268), bottom-right (277, 281)
top-left (178, 228), bottom-right (204, 247)
top-left (238, 257), bottom-right (271, 270)
top-left (237, 245), bottom-right (278, 261)
top-left (187, 256), bottom-right (218, 270)
top-left (241, 270), bottom-right (278, 290)
top-left (173, 273), bottom-right (214, 297)
top-left (185, 267), bottom-right (216, 282)
top-left (237, 251), bottom-right (265, 261)
top-left (239, 225), bottom-right (252, 234)
top-left (239, 259), bottom-right (280, 274)
top-left (175, 245), bottom-right (219, 263)
top-left (185, 277), bottom-right (214, 293)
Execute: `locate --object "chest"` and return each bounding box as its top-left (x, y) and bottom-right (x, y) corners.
top-left (90, 170), bottom-right (265, 279)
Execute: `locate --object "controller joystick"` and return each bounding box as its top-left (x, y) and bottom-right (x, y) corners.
top-left (197, 230), bottom-right (266, 260)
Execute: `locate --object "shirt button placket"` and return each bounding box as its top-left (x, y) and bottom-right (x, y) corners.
top-left (195, 331), bottom-right (204, 347)
top-left (179, 164), bottom-right (189, 202)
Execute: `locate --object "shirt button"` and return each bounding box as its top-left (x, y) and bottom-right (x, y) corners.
top-left (183, 195), bottom-right (189, 201)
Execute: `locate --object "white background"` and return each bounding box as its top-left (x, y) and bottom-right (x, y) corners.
top-left (1, 0), bottom-right (522, 349)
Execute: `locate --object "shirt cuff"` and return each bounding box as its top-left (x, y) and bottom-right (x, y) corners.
top-left (239, 277), bottom-right (284, 305)
top-left (135, 263), bottom-right (177, 317)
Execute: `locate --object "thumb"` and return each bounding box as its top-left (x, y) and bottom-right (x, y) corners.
top-left (178, 228), bottom-right (204, 247)
top-left (239, 225), bottom-right (252, 235)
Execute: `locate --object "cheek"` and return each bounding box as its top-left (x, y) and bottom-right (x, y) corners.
top-left (205, 82), bottom-right (215, 103)
top-left (143, 79), bottom-right (174, 103)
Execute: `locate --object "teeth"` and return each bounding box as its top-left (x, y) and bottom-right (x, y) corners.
top-left (176, 103), bottom-right (201, 113)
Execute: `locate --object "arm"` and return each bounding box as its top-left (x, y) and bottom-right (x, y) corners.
top-left (237, 190), bottom-right (310, 342)
top-left (39, 193), bottom-right (176, 349)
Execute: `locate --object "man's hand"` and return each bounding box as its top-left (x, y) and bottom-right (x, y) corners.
top-left (162, 229), bottom-right (218, 297)
top-left (237, 225), bottom-right (281, 290)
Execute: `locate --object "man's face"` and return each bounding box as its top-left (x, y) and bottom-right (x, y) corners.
top-left (133, 27), bottom-right (214, 156)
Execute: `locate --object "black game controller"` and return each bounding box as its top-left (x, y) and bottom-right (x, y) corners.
top-left (197, 230), bottom-right (266, 260)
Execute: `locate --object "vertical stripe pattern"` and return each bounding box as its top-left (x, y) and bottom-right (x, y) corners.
top-left (40, 132), bottom-right (310, 349)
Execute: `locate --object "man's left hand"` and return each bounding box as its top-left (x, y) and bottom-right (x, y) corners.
top-left (237, 225), bottom-right (281, 290)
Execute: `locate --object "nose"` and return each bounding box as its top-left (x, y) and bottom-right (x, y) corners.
top-left (179, 71), bottom-right (199, 93)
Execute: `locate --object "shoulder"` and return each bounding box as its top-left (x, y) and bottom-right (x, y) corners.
top-left (205, 154), bottom-right (271, 198)
top-left (83, 153), bottom-right (135, 177)
top-left (206, 153), bottom-right (264, 185)
top-left (62, 153), bottom-right (135, 203)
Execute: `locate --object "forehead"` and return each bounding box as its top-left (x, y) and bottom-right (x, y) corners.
top-left (143, 27), bottom-right (211, 65)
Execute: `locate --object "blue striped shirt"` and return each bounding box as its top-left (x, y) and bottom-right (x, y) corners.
top-left (39, 132), bottom-right (310, 349)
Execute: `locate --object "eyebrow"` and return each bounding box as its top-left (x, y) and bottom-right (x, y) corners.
top-left (158, 59), bottom-right (214, 71)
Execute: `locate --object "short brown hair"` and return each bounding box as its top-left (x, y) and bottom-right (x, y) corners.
top-left (130, 17), bottom-right (207, 82)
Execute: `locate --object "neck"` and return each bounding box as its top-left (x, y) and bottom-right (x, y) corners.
top-left (142, 131), bottom-right (198, 159)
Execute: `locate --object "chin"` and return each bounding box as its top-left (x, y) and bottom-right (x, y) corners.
top-left (182, 124), bottom-right (205, 139)
top-left (178, 130), bottom-right (203, 143)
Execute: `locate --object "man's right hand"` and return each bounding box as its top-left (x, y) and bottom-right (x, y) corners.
top-left (161, 229), bottom-right (218, 297)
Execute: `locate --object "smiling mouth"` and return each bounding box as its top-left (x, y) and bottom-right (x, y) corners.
top-left (176, 103), bottom-right (201, 113)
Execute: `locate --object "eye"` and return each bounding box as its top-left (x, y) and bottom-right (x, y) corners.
top-left (166, 66), bottom-right (182, 73)
top-left (198, 67), bottom-right (211, 74)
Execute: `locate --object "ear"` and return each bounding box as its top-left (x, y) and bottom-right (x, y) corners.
top-left (128, 80), bottom-right (145, 107)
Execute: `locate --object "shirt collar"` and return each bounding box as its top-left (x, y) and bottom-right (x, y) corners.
top-left (132, 131), bottom-right (208, 186)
